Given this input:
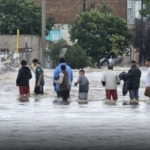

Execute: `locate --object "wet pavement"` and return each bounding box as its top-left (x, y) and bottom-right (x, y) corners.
top-left (0, 69), bottom-right (150, 150)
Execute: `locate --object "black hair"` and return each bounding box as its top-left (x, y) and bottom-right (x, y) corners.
top-left (59, 58), bottom-right (66, 63)
top-left (108, 65), bottom-right (113, 70)
top-left (21, 60), bottom-right (27, 66)
top-left (146, 58), bottom-right (150, 62)
top-left (79, 70), bottom-right (85, 73)
top-left (131, 60), bottom-right (136, 64)
top-left (61, 65), bottom-right (66, 71)
top-left (38, 62), bottom-right (41, 65)
top-left (32, 59), bottom-right (38, 63)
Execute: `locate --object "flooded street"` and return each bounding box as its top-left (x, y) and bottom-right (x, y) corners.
top-left (0, 68), bottom-right (150, 150)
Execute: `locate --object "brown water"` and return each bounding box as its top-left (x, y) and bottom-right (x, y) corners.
top-left (0, 71), bottom-right (150, 150)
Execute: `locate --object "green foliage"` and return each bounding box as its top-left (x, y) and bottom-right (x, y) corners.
top-left (140, 0), bottom-right (150, 17)
top-left (69, 9), bottom-right (133, 65)
top-left (0, 0), bottom-right (54, 35)
top-left (133, 20), bottom-right (150, 61)
top-left (65, 44), bottom-right (89, 69)
top-left (109, 34), bottom-right (126, 56)
top-left (98, 4), bottom-right (112, 14)
top-left (86, 2), bottom-right (95, 11)
top-left (44, 39), bottom-right (68, 68)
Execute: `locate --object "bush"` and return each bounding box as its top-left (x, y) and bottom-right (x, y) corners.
top-left (44, 39), bottom-right (68, 68)
top-left (65, 44), bottom-right (89, 69)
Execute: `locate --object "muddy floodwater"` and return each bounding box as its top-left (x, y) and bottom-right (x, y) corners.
top-left (0, 68), bottom-right (150, 150)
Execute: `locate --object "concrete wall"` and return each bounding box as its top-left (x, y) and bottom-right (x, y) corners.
top-left (0, 35), bottom-right (52, 68)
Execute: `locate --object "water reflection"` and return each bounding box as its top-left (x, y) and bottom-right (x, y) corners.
top-left (53, 100), bottom-right (70, 105)
top-left (78, 100), bottom-right (88, 105)
top-left (18, 97), bottom-right (29, 103)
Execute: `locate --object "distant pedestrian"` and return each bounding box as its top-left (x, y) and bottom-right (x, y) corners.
top-left (32, 59), bottom-right (45, 95)
top-left (53, 58), bottom-right (73, 98)
top-left (75, 70), bottom-right (89, 100)
top-left (101, 65), bottom-right (120, 101)
top-left (128, 60), bottom-right (141, 101)
top-left (53, 65), bottom-right (69, 101)
top-left (16, 60), bottom-right (32, 98)
top-left (144, 58), bottom-right (150, 97)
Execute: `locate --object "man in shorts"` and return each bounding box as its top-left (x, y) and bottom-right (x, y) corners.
top-left (32, 59), bottom-right (44, 95)
top-left (101, 65), bottom-right (120, 101)
top-left (16, 60), bottom-right (32, 97)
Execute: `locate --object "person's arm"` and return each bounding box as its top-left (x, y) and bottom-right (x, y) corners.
top-left (16, 69), bottom-right (21, 86)
top-left (101, 74), bottom-right (105, 86)
top-left (87, 79), bottom-right (89, 90)
top-left (53, 73), bottom-right (64, 84)
top-left (37, 74), bottom-right (43, 86)
top-left (75, 76), bottom-right (81, 85)
top-left (116, 75), bottom-right (120, 85)
top-left (29, 69), bottom-right (32, 79)
top-left (71, 69), bottom-right (73, 82)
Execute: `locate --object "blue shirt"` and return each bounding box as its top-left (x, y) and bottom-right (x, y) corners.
top-left (53, 63), bottom-right (73, 92)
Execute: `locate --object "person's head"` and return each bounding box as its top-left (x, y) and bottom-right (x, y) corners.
top-left (79, 70), bottom-right (85, 76)
top-left (61, 65), bottom-right (66, 71)
top-left (108, 65), bottom-right (113, 70)
top-left (32, 59), bottom-right (39, 67)
top-left (145, 58), bottom-right (150, 67)
top-left (21, 60), bottom-right (27, 66)
top-left (130, 60), bottom-right (136, 67)
top-left (38, 62), bottom-right (41, 65)
top-left (59, 58), bottom-right (66, 64)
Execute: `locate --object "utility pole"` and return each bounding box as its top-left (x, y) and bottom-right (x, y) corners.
top-left (41, 0), bottom-right (46, 67)
top-left (25, 42), bottom-right (28, 64)
top-left (83, 0), bottom-right (86, 11)
top-left (141, 0), bottom-right (144, 65)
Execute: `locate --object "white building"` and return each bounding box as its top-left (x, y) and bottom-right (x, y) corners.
top-left (127, 0), bottom-right (143, 25)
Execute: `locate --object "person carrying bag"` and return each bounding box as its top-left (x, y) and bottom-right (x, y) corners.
top-left (145, 58), bottom-right (150, 97)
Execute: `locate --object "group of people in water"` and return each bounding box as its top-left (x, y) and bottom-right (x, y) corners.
top-left (16, 57), bottom-right (150, 102)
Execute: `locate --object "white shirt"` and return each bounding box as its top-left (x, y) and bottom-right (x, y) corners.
top-left (101, 71), bottom-right (120, 90)
top-left (146, 68), bottom-right (150, 87)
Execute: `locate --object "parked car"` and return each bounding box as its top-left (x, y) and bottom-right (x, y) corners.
top-left (100, 58), bottom-right (116, 66)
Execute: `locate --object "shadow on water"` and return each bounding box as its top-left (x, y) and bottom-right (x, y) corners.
top-left (53, 100), bottom-right (70, 105)
top-left (78, 100), bottom-right (88, 105)
top-left (17, 97), bottom-right (29, 103)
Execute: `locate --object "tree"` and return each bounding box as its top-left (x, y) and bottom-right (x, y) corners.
top-left (109, 34), bottom-right (126, 57)
top-left (98, 4), bottom-right (112, 14)
top-left (69, 9), bottom-right (133, 67)
top-left (65, 44), bottom-right (89, 69)
top-left (140, 0), bottom-right (150, 17)
top-left (44, 39), bottom-right (68, 68)
top-left (0, 0), bottom-right (54, 35)
top-left (133, 19), bottom-right (150, 62)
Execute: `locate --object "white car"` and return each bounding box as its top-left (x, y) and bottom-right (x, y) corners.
top-left (100, 58), bottom-right (116, 66)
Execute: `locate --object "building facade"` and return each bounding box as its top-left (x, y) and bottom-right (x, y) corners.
top-left (31, 0), bottom-right (127, 24)
top-left (127, 0), bottom-right (142, 25)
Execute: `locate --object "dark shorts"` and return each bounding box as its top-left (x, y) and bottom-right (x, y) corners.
top-left (34, 85), bottom-right (44, 94)
top-left (19, 86), bottom-right (30, 95)
top-left (106, 90), bottom-right (118, 101)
